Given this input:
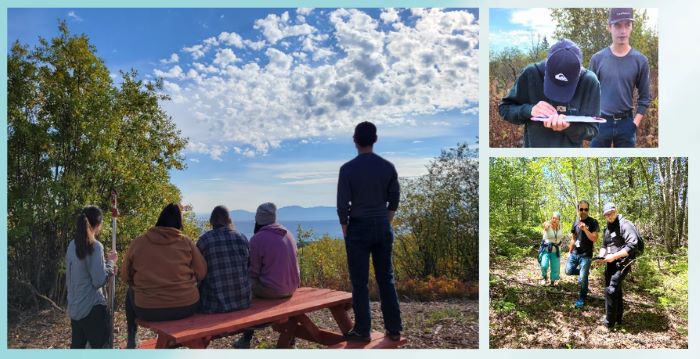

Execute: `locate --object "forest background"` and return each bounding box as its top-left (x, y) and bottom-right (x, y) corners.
top-left (489, 157), bottom-right (688, 348)
top-left (489, 8), bottom-right (659, 148)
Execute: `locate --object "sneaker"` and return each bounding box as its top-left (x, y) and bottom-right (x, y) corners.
top-left (386, 331), bottom-right (401, 341)
top-left (574, 298), bottom-right (585, 308)
top-left (551, 280), bottom-right (559, 286)
top-left (540, 279), bottom-right (548, 286)
top-left (344, 329), bottom-right (371, 342)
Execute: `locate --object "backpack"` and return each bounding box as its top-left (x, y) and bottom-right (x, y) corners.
top-left (621, 218), bottom-right (644, 258)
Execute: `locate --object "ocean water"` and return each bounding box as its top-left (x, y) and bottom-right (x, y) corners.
top-left (231, 219), bottom-right (343, 241)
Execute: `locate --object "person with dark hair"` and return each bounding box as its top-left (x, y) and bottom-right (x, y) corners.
top-left (121, 203), bottom-right (207, 348)
top-left (65, 206), bottom-right (118, 348)
top-left (234, 202), bottom-right (300, 349)
top-left (499, 39), bottom-right (600, 147)
top-left (565, 200), bottom-right (599, 308)
top-left (197, 205), bottom-right (251, 313)
top-left (337, 121), bottom-right (402, 342)
top-left (590, 8), bottom-right (652, 148)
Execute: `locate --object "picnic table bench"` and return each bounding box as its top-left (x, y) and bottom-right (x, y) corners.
top-left (136, 287), bottom-right (406, 349)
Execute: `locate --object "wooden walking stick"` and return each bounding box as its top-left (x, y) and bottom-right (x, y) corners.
top-left (108, 189), bottom-right (118, 348)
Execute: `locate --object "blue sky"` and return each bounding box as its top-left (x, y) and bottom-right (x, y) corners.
top-left (490, 8), bottom-right (658, 54)
top-left (9, 8), bottom-right (479, 212)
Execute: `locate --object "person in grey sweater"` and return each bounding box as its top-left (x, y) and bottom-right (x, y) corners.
top-left (65, 206), bottom-right (117, 348)
top-left (589, 8), bottom-right (652, 148)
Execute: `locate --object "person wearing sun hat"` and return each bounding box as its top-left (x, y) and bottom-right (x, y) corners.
top-left (590, 8), bottom-right (652, 148)
top-left (499, 38), bottom-right (601, 147)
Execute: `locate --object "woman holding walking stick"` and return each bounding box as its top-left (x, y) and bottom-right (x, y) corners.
top-left (65, 206), bottom-right (118, 349)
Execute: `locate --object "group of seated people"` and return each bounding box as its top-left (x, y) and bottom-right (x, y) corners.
top-left (65, 202), bottom-right (300, 349)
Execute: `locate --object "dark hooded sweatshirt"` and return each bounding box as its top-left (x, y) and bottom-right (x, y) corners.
top-left (499, 61), bottom-right (601, 147)
top-left (121, 226), bottom-right (207, 308)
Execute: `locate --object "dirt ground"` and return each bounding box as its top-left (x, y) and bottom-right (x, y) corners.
top-left (489, 254), bottom-right (687, 349)
top-left (9, 299), bottom-right (478, 349)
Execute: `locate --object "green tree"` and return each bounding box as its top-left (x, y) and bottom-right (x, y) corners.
top-left (395, 143), bottom-right (478, 281)
top-left (8, 21), bottom-right (188, 311)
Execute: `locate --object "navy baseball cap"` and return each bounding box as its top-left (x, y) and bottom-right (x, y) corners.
top-left (609, 8), bottom-right (634, 24)
top-left (544, 39), bottom-right (583, 103)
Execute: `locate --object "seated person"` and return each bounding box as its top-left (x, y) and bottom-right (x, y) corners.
top-left (234, 202), bottom-right (300, 348)
top-left (197, 205), bottom-right (251, 313)
top-left (121, 203), bottom-right (207, 348)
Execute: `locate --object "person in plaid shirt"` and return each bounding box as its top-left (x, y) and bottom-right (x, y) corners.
top-left (197, 205), bottom-right (251, 313)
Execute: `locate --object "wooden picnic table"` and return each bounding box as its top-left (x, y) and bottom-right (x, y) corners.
top-left (136, 287), bottom-right (405, 349)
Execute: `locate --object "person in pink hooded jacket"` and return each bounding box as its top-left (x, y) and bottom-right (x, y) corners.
top-left (234, 202), bottom-right (300, 348)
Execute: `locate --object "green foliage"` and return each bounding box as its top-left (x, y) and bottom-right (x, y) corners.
top-left (8, 21), bottom-right (187, 309)
top-left (489, 9), bottom-right (659, 148)
top-left (298, 236), bottom-right (352, 293)
top-left (395, 143), bottom-right (479, 281)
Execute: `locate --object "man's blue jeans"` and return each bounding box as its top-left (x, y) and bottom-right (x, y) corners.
top-left (590, 116), bottom-right (637, 147)
top-left (565, 252), bottom-right (592, 300)
top-left (345, 216), bottom-right (403, 335)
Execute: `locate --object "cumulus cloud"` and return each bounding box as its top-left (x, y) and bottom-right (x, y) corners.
top-left (187, 142), bottom-right (229, 161)
top-left (160, 53), bottom-right (179, 64)
top-left (254, 11), bottom-right (317, 44)
top-left (156, 8), bottom-right (479, 158)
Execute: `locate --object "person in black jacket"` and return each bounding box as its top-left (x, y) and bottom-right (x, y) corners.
top-left (596, 202), bottom-right (640, 330)
top-left (498, 38), bottom-right (600, 147)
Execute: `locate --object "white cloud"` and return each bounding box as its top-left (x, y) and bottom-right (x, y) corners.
top-left (154, 65), bottom-right (184, 79)
top-left (297, 8), bottom-right (313, 16)
top-left (68, 11), bottom-right (83, 22)
top-left (213, 48), bottom-right (238, 66)
top-left (157, 9), bottom-right (478, 157)
top-left (219, 32), bottom-right (244, 47)
top-left (380, 8), bottom-right (400, 24)
top-left (510, 8), bottom-right (555, 40)
top-left (160, 53), bottom-right (179, 64)
top-left (254, 11), bottom-right (317, 44)
top-left (187, 142), bottom-right (229, 161)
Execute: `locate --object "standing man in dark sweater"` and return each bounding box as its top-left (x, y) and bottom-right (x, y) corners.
top-left (337, 121), bottom-right (402, 342)
top-left (565, 200), bottom-right (599, 309)
top-left (499, 38), bottom-right (600, 147)
top-left (596, 203), bottom-right (641, 330)
top-left (590, 8), bottom-right (652, 148)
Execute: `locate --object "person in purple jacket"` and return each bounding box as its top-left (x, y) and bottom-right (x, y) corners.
top-left (234, 202), bottom-right (300, 348)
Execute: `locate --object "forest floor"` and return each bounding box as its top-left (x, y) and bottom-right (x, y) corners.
top-left (490, 253), bottom-right (687, 349)
top-left (9, 299), bottom-right (478, 349)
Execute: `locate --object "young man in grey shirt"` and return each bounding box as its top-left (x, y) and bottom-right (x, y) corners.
top-left (589, 8), bottom-right (652, 148)
top-left (337, 121), bottom-right (402, 342)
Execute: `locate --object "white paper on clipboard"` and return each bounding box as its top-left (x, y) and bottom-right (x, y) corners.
top-left (531, 116), bottom-right (606, 123)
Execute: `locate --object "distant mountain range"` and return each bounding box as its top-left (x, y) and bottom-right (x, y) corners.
top-left (197, 205), bottom-right (337, 222)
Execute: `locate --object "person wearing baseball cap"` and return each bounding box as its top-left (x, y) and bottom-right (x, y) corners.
top-left (595, 202), bottom-right (642, 330)
top-left (590, 8), bottom-right (652, 148)
top-left (499, 38), bottom-right (601, 147)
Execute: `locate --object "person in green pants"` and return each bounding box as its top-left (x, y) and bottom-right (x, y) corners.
top-left (538, 212), bottom-right (566, 286)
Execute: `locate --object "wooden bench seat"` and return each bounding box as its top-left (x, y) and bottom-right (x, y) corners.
top-left (136, 287), bottom-right (353, 348)
top-left (328, 331), bottom-right (407, 349)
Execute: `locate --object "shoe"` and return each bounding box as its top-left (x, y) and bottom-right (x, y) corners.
top-left (233, 336), bottom-right (251, 349)
top-left (540, 279), bottom-right (548, 286)
top-left (344, 329), bottom-right (371, 342)
top-left (386, 331), bottom-right (401, 341)
top-left (551, 280), bottom-right (559, 286)
top-left (574, 298), bottom-right (585, 308)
